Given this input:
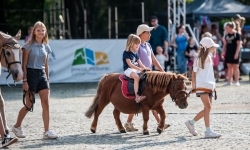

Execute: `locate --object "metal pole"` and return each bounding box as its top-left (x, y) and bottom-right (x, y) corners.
top-left (84, 9), bottom-right (87, 39)
top-left (62, 0), bottom-right (65, 39)
top-left (53, 1), bottom-right (57, 38)
top-left (173, 0), bottom-right (176, 73)
top-left (108, 7), bottom-right (111, 39)
top-left (183, 0), bottom-right (186, 25)
top-left (66, 8), bottom-right (72, 39)
top-left (167, 0), bottom-right (171, 44)
top-left (115, 6), bottom-right (118, 39)
top-left (58, 0), bottom-right (62, 39)
top-left (49, 4), bottom-right (53, 38)
top-left (141, 2), bottom-right (145, 23)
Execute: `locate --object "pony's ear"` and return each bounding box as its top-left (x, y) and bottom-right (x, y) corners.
top-left (14, 30), bottom-right (21, 40)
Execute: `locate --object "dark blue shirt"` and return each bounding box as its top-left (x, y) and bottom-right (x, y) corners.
top-left (149, 25), bottom-right (168, 52)
top-left (123, 51), bottom-right (139, 71)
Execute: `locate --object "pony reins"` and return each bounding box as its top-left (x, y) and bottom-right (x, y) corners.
top-left (23, 90), bottom-right (35, 112)
top-left (189, 88), bottom-right (217, 100)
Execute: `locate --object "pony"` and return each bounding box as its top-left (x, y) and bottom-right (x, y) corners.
top-left (0, 30), bottom-right (23, 132)
top-left (85, 71), bottom-right (189, 135)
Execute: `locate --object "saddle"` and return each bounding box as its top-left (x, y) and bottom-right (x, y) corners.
top-left (119, 71), bottom-right (147, 99)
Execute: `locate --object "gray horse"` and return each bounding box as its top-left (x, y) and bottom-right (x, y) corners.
top-left (0, 30), bottom-right (23, 133)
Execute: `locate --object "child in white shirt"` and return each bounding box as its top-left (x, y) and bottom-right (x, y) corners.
top-left (185, 37), bottom-right (221, 138)
top-left (155, 46), bottom-right (168, 71)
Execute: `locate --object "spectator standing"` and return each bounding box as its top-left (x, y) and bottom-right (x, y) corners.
top-left (222, 22), bottom-right (241, 86)
top-left (155, 46), bottom-right (168, 71)
top-left (24, 26), bottom-right (33, 42)
top-left (149, 15), bottom-right (169, 71)
top-left (185, 37), bottom-right (198, 79)
top-left (171, 25), bottom-right (190, 74)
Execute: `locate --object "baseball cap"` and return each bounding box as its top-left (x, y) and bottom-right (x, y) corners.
top-left (200, 37), bottom-right (219, 49)
top-left (136, 24), bottom-right (154, 36)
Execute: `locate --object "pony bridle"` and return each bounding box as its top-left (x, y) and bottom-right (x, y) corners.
top-left (170, 79), bottom-right (190, 104)
top-left (1, 43), bottom-right (21, 81)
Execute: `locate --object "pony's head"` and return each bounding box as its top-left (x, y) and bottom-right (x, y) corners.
top-left (169, 73), bottom-right (189, 109)
top-left (0, 30), bottom-right (23, 82)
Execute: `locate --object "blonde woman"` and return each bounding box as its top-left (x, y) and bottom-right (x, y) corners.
top-left (123, 34), bottom-right (150, 103)
top-left (12, 21), bottom-right (58, 139)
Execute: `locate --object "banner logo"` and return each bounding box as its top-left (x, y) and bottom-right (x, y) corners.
top-left (71, 47), bottom-right (110, 75)
top-left (72, 48), bottom-right (109, 66)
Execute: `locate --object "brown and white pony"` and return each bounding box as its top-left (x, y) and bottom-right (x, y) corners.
top-left (0, 30), bottom-right (23, 131)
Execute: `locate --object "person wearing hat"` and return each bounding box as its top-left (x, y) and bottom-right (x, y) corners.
top-left (124, 24), bottom-right (170, 132)
top-left (149, 15), bottom-right (169, 71)
top-left (185, 37), bottom-right (221, 138)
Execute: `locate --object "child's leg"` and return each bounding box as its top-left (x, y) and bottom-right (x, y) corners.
top-left (0, 93), bottom-right (8, 130)
top-left (127, 114), bottom-right (134, 123)
top-left (0, 115), bottom-right (6, 139)
top-left (233, 64), bottom-right (239, 83)
top-left (188, 66), bottom-right (192, 79)
top-left (200, 94), bottom-right (212, 129)
top-left (129, 72), bottom-right (140, 97)
top-left (227, 63), bottom-right (233, 83)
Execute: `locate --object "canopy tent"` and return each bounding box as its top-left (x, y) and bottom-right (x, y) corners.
top-left (186, 0), bottom-right (250, 17)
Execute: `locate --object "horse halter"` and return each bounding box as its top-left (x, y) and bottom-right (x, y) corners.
top-left (170, 79), bottom-right (190, 104)
top-left (1, 43), bottom-right (21, 81)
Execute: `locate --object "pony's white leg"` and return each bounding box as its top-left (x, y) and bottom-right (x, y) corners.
top-left (0, 89), bottom-right (9, 130)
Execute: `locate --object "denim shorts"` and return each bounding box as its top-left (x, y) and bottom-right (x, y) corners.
top-left (27, 68), bottom-right (50, 93)
top-left (196, 92), bottom-right (213, 97)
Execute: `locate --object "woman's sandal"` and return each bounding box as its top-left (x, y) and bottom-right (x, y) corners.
top-left (135, 95), bottom-right (146, 103)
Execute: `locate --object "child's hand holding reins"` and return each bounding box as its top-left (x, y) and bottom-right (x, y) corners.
top-left (23, 82), bottom-right (29, 91)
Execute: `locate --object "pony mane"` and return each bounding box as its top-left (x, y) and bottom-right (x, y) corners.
top-left (145, 71), bottom-right (188, 93)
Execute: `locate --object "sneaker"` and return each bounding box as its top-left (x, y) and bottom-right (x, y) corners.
top-left (2, 135), bottom-right (18, 148)
top-left (235, 82), bottom-right (240, 86)
top-left (205, 130), bottom-right (221, 138)
top-left (43, 130), bottom-right (58, 139)
top-left (12, 126), bottom-right (25, 138)
top-left (185, 120), bottom-right (198, 136)
top-left (222, 82), bottom-right (232, 86)
top-left (124, 123), bottom-right (138, 132)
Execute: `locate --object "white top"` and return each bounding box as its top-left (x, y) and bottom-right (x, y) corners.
top-left (193, 55), bottom-right (215, 92)
top-left (155, 54), bottom-right (166, 70)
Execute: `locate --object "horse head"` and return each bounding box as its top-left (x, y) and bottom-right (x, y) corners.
top-left (169, 73), bottom-right (189, 109)
top-left (0, 30), bottom-right (23, 82)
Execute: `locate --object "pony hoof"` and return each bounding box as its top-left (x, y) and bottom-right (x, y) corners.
top-left (143, 131), bottom-right (149, 135)
top-left (157, 127), bottom-right (162, 134)
top-left (120, 129), bottom-right (126, 133)
top-left (90, 129), bottom-right (96, 133)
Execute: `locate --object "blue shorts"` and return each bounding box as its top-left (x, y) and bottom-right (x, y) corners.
top-left (27, 68), bottom-right (50, 93)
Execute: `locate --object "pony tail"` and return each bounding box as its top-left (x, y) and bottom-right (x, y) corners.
top-left (85, 75), bottom-right (105, 118)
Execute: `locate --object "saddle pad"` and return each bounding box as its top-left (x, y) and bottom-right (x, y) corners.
top-left (119, 74), bottom-right (135, 99)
